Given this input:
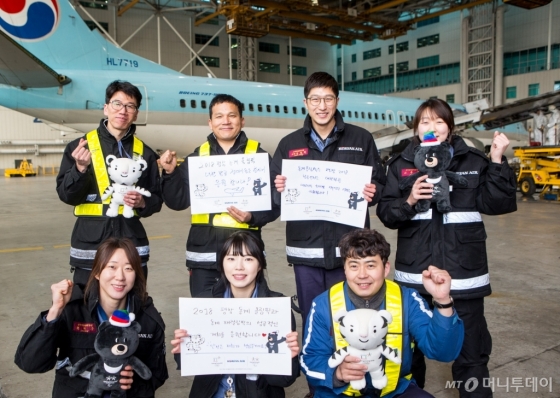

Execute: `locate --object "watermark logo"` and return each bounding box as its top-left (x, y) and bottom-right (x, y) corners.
top-left (446, 377), bottom-right (554, 393)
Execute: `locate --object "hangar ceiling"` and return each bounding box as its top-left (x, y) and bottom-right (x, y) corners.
top-left (115, 0), bottom-right (552, 45)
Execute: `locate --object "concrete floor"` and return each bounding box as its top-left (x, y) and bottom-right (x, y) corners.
top-left (0, 175), bottom-right (559, 398)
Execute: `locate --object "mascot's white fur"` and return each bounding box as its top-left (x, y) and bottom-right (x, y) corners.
top-left (101, 155), bottom-right (151, 218)
top-left (328, 309), bottom-right (401, 391)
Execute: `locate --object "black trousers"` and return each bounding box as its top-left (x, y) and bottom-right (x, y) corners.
top-left (412, 296), bottom-right (492, 398)
top-left (188, 268), bottom-right (220, 297)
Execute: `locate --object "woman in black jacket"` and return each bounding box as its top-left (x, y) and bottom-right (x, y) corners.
top-left (376, 98), bottom-right (517, 398)
top-left (15, 237), bottom-right (168, 398)
top-left (171, 231), bottom-right (300, 398)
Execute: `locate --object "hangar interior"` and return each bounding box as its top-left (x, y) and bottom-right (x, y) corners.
top-left (0, 0), bottom-right (558, 171)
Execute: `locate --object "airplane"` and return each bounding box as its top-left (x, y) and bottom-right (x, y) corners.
top-left (0, 0), bottom-right (545, 160)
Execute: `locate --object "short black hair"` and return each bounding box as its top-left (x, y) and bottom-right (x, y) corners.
top-left (339, 229), bottom-right (391, 264)
top-left (412, 98), bottom-right (455, 143)
top-left (209, 94), bottom-right (243, 118)
top-left (217, 231), bottom-right (266, 286)
top-left (105, 80), bottom-right (142, 108)
top-left (304, 72), bottom-right (339, 99)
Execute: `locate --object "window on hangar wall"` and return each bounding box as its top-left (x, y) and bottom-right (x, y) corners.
top-left (259, 62), bottom-right (280, 73)
top-left (196, 57), bottom-right (220, 67)
top-left (389, 42), bottom-right (408, 54)
top-left (506, 87), bottom-right (517, 99)
top-left (195, 34), bottom-right (219, 46)
top-left (363, 48), bottom-right (381, 60)
top-left (417, 34), bottom-right (439, 48)
top-left (528, 83), bottom-right (539, 96)
top-left (259, 42), bottom-right (280, 53)
top-left (287, 46), bottom-right (307, 57)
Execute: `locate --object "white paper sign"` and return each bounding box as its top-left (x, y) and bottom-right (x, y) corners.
top-left (188, 153), bottom-right (271, 214)
top-left (280, 159), bottom-right (372, 228)
top-left (179, 297), bottom-right (292, 376)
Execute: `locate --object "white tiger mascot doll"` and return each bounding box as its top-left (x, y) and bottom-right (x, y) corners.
top-left (101, 155), bottom-right (151, 218)
top-left (328, 308), bottom-right (401, 390)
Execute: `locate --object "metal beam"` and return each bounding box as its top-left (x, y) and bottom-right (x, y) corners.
top-left (411, 0), bottom-right (494, 23)
top-left (268, 27), bottom-right (351, 45)
top-left (364, 0), bottom-right (410, 14)
top-left (118, 0), bottom-right (140, 17)
top-left (194, 10), bottom-right (223, 26)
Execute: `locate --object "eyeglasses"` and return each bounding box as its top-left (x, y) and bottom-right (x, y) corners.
top-left (109, 100), bottom-right (138, 113)
top-left (306, 96), bottom-right (337, 106)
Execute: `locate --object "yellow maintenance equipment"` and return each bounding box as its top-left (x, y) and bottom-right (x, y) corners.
top-left (514, 146), bottom-right (560, 199)
top-left (4, 159), bottom-right (36, 177)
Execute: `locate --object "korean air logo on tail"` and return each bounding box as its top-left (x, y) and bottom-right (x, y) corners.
top-left (0, 0), bottom-right (59, 41)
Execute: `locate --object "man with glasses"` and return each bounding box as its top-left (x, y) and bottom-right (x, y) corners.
top-left (56, 80), bottom-right (162, 285)
top-left (271, 71), bottom-right (385, 398)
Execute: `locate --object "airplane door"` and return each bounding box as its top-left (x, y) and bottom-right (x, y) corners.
top-left (385, 110), bottom-right (395, 127)
top-left (134, 84), bottom-right (148, 125)
top-left (397, 111), bottom-right (406, 129)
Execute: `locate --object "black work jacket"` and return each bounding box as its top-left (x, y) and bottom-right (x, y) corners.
top-left (376, 136), bottom-right (517, 299)
top-left (56, 119), bottom-right (162, 268)
top-left (178, 278), bottom-right (300, 398)
top-left (270, 111), bottom-right (386, 269)
top-left (14, 287), bottom-right (168, 398)
top-left (161, 131), bottom-right (280, 270)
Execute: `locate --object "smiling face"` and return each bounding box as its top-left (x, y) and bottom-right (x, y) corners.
top-left (344, 254), bottom-right (390, 300)
top-left (208, 101), bottom-right (245, 148)
top-left (304, 87), bottom-right (339, 136)
top-left (103, 91), bottom-right (138, 140)
top-left (223, 244), bottom-right (261, 298)
top-left (417, 108), bottom-right (451, 143)
top-left (95, 248), bottom-right (136, 309)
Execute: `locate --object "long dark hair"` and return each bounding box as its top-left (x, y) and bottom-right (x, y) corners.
top-left (412, 98), bottom-right (455, 143)
top-left (84, 237), bottom-right (147, 303)
top-left (217, 231), bottom-right (267, 288)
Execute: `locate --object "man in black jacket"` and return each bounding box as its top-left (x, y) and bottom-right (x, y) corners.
top-left (160, 94), bottom-right (279, 297)
top-left (271, 73), bottom-right (386, 395)
top-left (56, 81), bottom-right (162, 285)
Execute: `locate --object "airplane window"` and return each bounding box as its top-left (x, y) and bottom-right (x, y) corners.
top-left (381, 114), bottom-right (385, 120)
top-left (399, 114), bottom-right (403, 122)
top-left (284, 106), bottom-right (288, 114)
top-left (249, 104), bottom-right (254, 112)
top-left (258, 104), bottom-right (263, 112)
top-left (180, 99), bottom-right (186, 108)
top-left (275, 105), bottom-right (279, 113)
top-left (361, 112), bottom-right (365, 119)
top-left (389, 114), bottom-right (393, 121)
top-left (301, 107), bottom-right (306, 115)
top-left (266, 105), bottom-right (271, 112)
top-left (191, 100), bottom-right (196, 108)
top-left (354, 111), bottom-right (358, 118)
top-left (240, 103), bottom-right (245, 112)
top-left (293, 106), bottom-right (297, 114)
top-left (341, 110), bottom-right (346, 117)
top-left (368, 112), bottom-right (372, 119)
top-left (201, 100), bottom-right (207, 109)
top-left (375, 113), bottom-right (379, 120)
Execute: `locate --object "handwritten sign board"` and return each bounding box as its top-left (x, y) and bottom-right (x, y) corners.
top-left (280, 159), bottom-right (372, 228)
top-left (179, 297), bottom-right (292, 376)
top-left (188, 153), bottom-right (271, 214)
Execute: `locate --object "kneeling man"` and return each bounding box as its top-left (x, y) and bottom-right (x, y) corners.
top-left (300, 229), bottom-right (464, 398)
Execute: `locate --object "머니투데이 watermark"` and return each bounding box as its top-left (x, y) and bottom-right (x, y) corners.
top-left (445, 377), bottom-right (553, 393)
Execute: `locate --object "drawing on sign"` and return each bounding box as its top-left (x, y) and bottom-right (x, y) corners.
top-left (184, 334), bottom-right (205, 353)
top-left (266, 331), bottom-right (287, 353)
top-left (224, 187), bottom-right (244, 196)
top-left (348, 192), bottom-right (365, 210)
top-left (285, 188), bottom-right (300, 203)
top-left (194, 184), bottom-right (208, 198)
top-left (253, 179), bottom-right (267, 196)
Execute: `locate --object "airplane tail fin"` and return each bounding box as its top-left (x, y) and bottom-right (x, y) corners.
top-left (0, 0), bottom-right (175, 74)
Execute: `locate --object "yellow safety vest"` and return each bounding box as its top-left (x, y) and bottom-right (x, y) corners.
top-left (329, 280), bottom-right (412, 397)
top-left (74, 129), bottom-right (143, 217)
top-left (191, 139), bottom-right (259, 230)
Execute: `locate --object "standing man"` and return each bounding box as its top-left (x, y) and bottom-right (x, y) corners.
top-left (529, 109), bottom-right (546, 145)
top-left (160, 94), bottom-right (279, 297)
top-left (272, 72), bottom-right (386, 390)
top-left (56, 81), bottom-right (162, 285)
